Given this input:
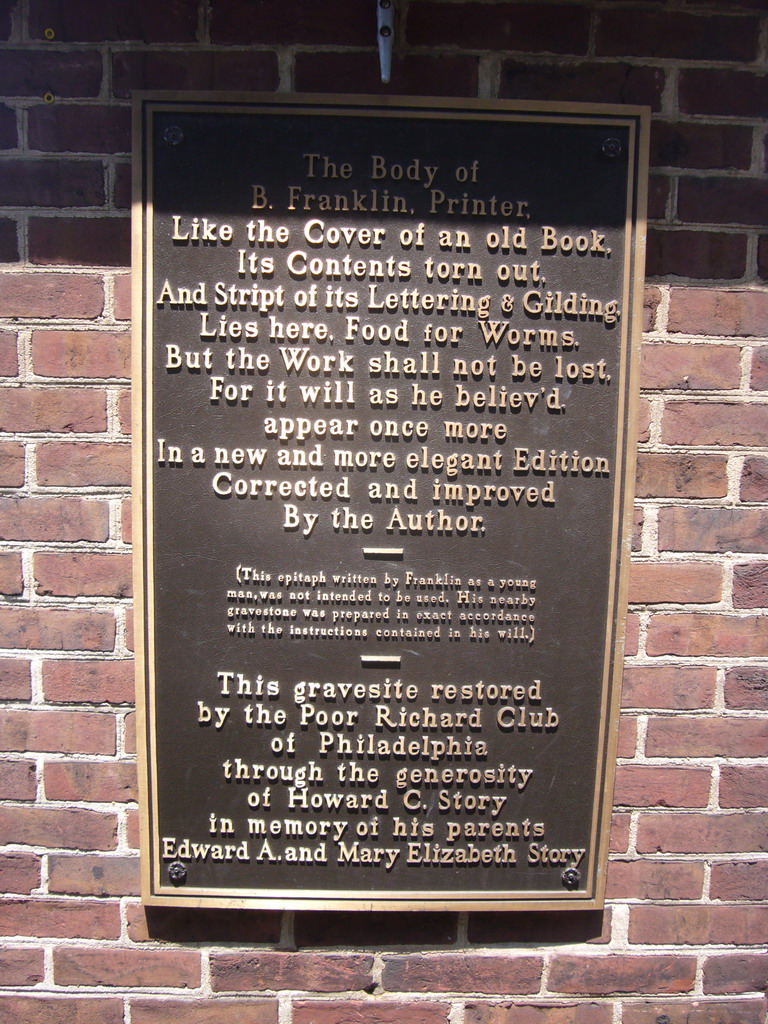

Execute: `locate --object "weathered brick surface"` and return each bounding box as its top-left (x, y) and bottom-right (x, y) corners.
top-left (0, 2), bottom-right (767, 1019)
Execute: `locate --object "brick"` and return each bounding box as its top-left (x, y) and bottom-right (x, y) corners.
top-left (596, 9), bottom-right (758, 61)
top-left (113, 50), bottom-right (278, 98)
top-left (549, 954), bottom-right (696, 995)
top-left (500, 61), bottom-right (663, 110)
top-left (624, 613), bottom-right (639, 657)
top-left (29, 217), bottom-right (130, 267)
top-left (0, 158), bottom-right (103, 207)
top-left (294, 911), bottom-right (457, 947)
top-left (679, 177), bottom-right (768, 229)
top-left (296, 53), bottom-right (478, 97)
top-left (733, 562), bottom-right (768, 608)
top-left (668, 289), bottom-right (768, 337)
top-left (114, 274), bottom-right (131, 319)
top-left (646, 229), bottom-right (747, 281)
top-left (113, 163), bottom-right (130, 209)
top-left (382, 954), bottom-right (543, 994)
top-left (651, 123), bottom-right (753, 172)
top-left (617, 716), bottom-right (637, 758)
top-left (648, 175), bottom-right (670, 221)
top-left (614, 766), bottom-right (711, 808)
top-left (211, 951), bottom-right (373, 993)
top-left (126, 903), bottom-right (281, 944)
top-left (0, 805), bottom-right (116, 850)
top-left (641, 342), bottom-right (742, 390)
top-left (606, 860), bottom-right (705, 901)
top-left (32, 329), bottom-right (130, 378)
top-left (0, 273), bottom-right (103, 318)
top-left (35, 552), bottom-right (132, 598)
top-left (211, 0), bottom-right (370, 45)
top-left (0, 853), bottom-right (40, 895)
top-left (680, 68), bottom-right (768, 119)
top-left (124, 711), bottom-right (136, 754)
top-left (724, 667), bottom-right (768, 710)
top-left (0, 332), bottom-right (18, 376)
top-left (621, 999), bottom-right (767, 1024)
top-left (646, 716), bottom-right (768, 758)
top-left (636, 397), bottom-right (651, 443)
top-left (611, 813), bottom-right (630, 854)
top-left (125, 807), bottom-right (139, 850)
top-left (0, 443), bottom-right (24, 486)
top-left (0, 497), bottom-right (108, 541)
top-left (43, 659), bottom-right (134, 705)
top-left (36, 443), bottom-right (131, 487)
top-left (131, 1000), bottom-right (278, 1024)
top-left (637, 812), bottom-right (768, 854)
top-left (659, 507), bottom-right (768, 554)
top-left (0, 948), bottom-right (44, 986)
top-left (0, 50), bottom-right (102, 97)
top-left (29, 105), bottom-right (131, 153)
top-left (635, 454), bottom-right (728, 499)
top-left (0, 388), bottom-right (106, 432)
top-left (48, 853), bottom-right (140, 896)
top-left (293, 1003), bottom-right (448, 1024)
top-left (741, 457), bottom-right (768, 502)
top-left (0, 607), bottom-right (116, 652)
top-left (408, 2), bottom-right (590, 53)
top-left (468, 911), bottom-right (610, 946)
top-left (630, 905), bottom-right (768, 945)
top-left (0, 708), bottom-right (115, 754)
top-left (632, 507), bottom-right (643, 551)
top-left (0, 897), bottom-right (120, 939)
top-left (0, 761), bottom-right (36, 800)
top-left (0, 658), bottom-right (32, 701)
top-left (711, 861), bottom-right (768, 901)
top-left (122, 497), bottom-right (132, 542)
top-left (0, 552), bottom-right (22, 595)
top-left (0, 217), bottom-right (17, 260)
top-left (55, 947), bottom-right (201, 988)
top-left (621, 666), bottom-right (716, 711)
top-left (647, 613), bottom-right (768, 657)
top-left (117, 389), bottom-right (131, 434)
top-left (704, 954), bottom-right (768, 995)
top-left (643, 287), bottom-right (662, 332)
top-left (629, 562), bottom-right (722, 604)
top-left (0, 996), bottom-right (123, 1024)
top-left (751, 346), bottom-right (768, 389)
top-left (720, 766), bottom-right (768, 808)
top-left (44, 761), bottom-right (136, 803)
top-left (665, 402), bottom-right (768, 448)
top-left (466, 1003), bottom-right (613, 1024)
top-left (30, 0), bottom-right (199, 42)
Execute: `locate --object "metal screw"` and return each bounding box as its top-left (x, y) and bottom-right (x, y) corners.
top-left (561, 866), bottom-right (580, 890)
top-left (380, 0), bottom-right (392, 6)
top-left (602, 137), bottom-right (622, 159)
top-left (380, 25), bottom-right (392, 36)
top-left (168, 861), bottom-right (187, 886)
top-left (43, 92), bottom-right (55, 105)
top-left (163, 126), bottom-right (184, 147)
top-left (44, 27), bottom-right (55, 40)
top-left (656, 1017), bottom-right (671, 1024)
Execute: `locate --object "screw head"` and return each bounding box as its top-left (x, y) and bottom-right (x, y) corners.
top-left (602, 137), bottom-right (622, 159)
top-left (380, 0), bottom-right (392, 7)
top-left (163, 126), bottom-right (184, 147)
top-left (656, 1017), bottom-right (671, 1024)
top-left (168, 861), bottom-right (187, 886)
top-left (380, 25), bottom-right (392, 36)
top-left (561, 866), bottom-right (581, 890)
top-left (44, 27), bottom-right (55, 40)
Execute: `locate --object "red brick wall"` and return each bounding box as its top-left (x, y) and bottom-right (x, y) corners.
top-left (1, 1), bottom-right (766, 1020)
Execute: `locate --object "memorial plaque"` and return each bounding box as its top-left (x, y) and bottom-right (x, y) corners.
top-left (133, 95), bottom-right (648, 909)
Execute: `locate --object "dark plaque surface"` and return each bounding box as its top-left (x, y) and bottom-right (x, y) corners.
top-left (134, 95), bottom-right (648, 909)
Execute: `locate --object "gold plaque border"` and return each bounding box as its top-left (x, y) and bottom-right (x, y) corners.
top-left (132, 93), bottom-right (649, 911)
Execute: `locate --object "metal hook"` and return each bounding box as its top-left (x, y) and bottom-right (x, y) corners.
top-left (377, 0), bottom-right (395, 84)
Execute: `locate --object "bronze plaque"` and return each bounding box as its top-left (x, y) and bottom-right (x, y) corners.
top-left (133, 95), bottom-right (648, 910)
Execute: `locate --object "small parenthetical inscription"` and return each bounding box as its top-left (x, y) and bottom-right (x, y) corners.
top-left (134, 96), bottom-right (648, 910)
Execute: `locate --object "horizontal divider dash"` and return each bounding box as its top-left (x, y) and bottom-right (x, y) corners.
top-left (360, 654), bottom-right (402, 668)
top-left (362, 547), bottom-right (404, 559)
